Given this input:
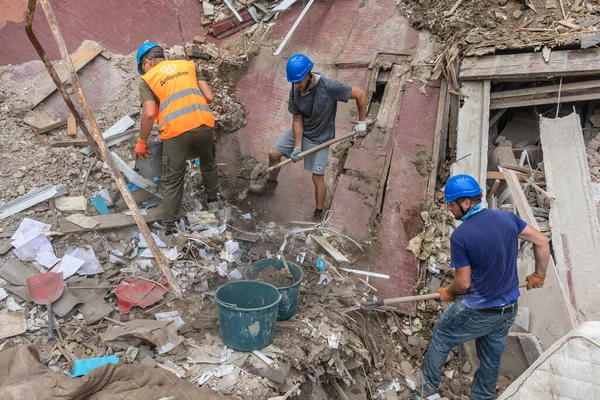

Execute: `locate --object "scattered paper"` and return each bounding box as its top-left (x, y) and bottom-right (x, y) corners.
top-left (405, 377), bottom-right (416, 390)
top-left (199, 248), bottom-right (215, 260)
top-left (241, 213), bottom-right (251, 219)
top-left (224, 240), bottom-right (239, 254)
top-left (426, 394), bottom-right (441, 400)
top-left (217, 262), bottom-right (228, 277)
top-left (220, 252), bottom-right (235, 263)
top-left (387, 379), bottom-right (401, 391)
top-left (52, 254), bottom-right (85, 279)
top-left (65, 213), bottom-right (100, 229)
top-left (35, 250), bottom-right (61, 269)
top-left (10, 218), bottom-right (51, 248)
top-left (0, 288), bottom-right (8, 301)
top-left (65, 246), bottom-right (104, 275)
top-left (318, 274), bottom-right (332, 286)
top-left (215, 365), bottom-right (235, 378)
top-left (97, 188), bottom-right (114, 206)
top-left (428, 263), bottom-right (440, 274)
top-left (328, 332), bottom-right (342, 349)
top-left (13, 233), bottom-right (55, 264)
top-left (228, 268), bottom-right (243, 280)
top-left (155, 311), bottom-right (185, 329)
top-left (197, 370), bottom-right (214, 386)
top-left (138, 232), bottom-right (166, 248)
top-left (390, 326), bottom-right (399, 334)
top-left (252, 350), bottom-right (273, 365)
top-left (296, 251), bottom-right (306, 264)
top-left (157, 341), bottom-right (177, 355)
top-left (220, 346), bottom-right (233, 362)
top-left (6, 297), bottom-right (23, 312)
top-left (164, 247), bottom-right (179, 261)
top-left (138, 248), bottom-right (154, 258)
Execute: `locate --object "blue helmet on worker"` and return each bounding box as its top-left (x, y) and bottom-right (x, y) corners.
top-left (136, 42), bottom-right (161, 75)
top-left (444, 174), bottom-right (482, 203)
top-left (286, 54), bottom-right (314, 83)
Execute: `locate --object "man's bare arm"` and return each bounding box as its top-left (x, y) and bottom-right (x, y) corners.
top-left (292, 114), bottom-right (303, 148)
top-left (448, 266), bottom-right (471, 295)
top-left (350, 88), bottom-right (367, 121)
top-left (140, 101), bottom-right (157, 141)
top-left (519, 225), bottom-right (550, 277)
top-left (198, 80), bottom-right (214, 103)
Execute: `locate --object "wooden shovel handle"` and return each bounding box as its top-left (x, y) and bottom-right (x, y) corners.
top-left (382, 281), bottom-right (529, 306)
top-left (261, 133), bottom-right (355, 175)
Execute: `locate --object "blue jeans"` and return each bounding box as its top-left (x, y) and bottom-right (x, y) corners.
top-left (421, 300), bottom-right (517, 400)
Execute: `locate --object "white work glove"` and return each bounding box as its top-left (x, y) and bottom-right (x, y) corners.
top-left (290, 147), bottom-right (303, 163)
top-left (354, 121), bottom-right (368, 138)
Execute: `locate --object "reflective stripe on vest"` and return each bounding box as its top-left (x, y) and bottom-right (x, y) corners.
top-left (141, 60), bottom-right (215, 140)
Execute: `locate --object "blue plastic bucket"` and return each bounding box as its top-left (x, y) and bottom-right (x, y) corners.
top-left (214, 280), bottom-right (281, 351)
top-left (244, 259), bottom-right (304, 321)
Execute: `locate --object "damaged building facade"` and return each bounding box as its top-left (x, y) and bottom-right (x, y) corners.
top-left (0, 0), bottom-right (599, 398)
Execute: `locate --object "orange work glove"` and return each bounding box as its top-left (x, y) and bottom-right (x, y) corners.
top-left (134, 138), bottom-right (151, 160)
top-left (526, 273), bottom-right (546, 290)
top-left (437, 287), bottom-right (457, 302)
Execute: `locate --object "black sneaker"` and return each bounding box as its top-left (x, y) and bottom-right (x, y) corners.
top-left (313, 208), bottom-right (324, 222)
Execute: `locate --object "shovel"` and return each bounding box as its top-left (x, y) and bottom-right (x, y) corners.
top-left (255, 132), bottom-right (356, 180)
top-left (362, 281), bottom-right (529, 310)
top-left (26, 272), bottom-right (64, 341)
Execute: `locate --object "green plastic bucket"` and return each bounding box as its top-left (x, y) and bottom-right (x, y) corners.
top-left (244, 259), bottom-right (304, 321)
top-left (214, 281), bottom-right (281, 351)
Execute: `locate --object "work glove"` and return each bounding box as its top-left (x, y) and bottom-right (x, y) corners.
top-left (437, 287), bottom-right (457, 302)
top-left (134, 138), bottom-right (151, 160)
top-left (525, 273), bottom-right (546, 290)
top-left (354, 121), bottom-right (368, 138)
top-left (290, 147), bottom-right (303, 163)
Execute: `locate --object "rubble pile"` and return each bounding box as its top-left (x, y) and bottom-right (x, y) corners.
top-left (398, 0), bottom-right (600, 82)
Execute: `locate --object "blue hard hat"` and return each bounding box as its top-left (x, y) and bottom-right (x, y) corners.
top-left (286, 54), bottom-right (314, 83)
top-left (136, 42), bottom-right (161, 75)
top-left (444, 174), bottom-right (483, 202)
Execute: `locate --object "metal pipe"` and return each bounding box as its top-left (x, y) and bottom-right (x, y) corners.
top-left (31, 0), bottom-right (182, 297)
top-left (24, 0), bottom-right (101, 159)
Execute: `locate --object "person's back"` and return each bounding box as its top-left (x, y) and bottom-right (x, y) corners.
top-left (450, 209), bottom-right (526, 309)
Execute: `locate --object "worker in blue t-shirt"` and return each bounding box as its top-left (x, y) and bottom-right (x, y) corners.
top-left (413, 174), bottom-right (549, 400)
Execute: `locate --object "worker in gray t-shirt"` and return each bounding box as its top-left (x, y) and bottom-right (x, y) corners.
top-left (250, 53), bottom-right (368, 221)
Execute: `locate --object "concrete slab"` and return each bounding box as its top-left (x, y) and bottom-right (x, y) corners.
top-left (540, 112), bottom-right (600, 321)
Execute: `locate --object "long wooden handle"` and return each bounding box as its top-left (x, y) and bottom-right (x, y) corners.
top-left (382, 281), bottom-right (529, 306)
top-left (264, 133), bottom-right (355, 174)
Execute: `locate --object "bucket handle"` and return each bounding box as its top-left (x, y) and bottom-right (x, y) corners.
top-left (220, 301), bottom-right (238, 309)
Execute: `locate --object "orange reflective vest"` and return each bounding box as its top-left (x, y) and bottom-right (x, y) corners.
top-left (141, 60), bottom-right (215, 140)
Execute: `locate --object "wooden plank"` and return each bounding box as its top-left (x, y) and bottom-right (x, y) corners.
top-left (490, 89), bottom-right (600, 109)
top-left (30, 41), bottom-right (103, 108)
top-left (500, 164), bottom-right (545, 179)
top-left (490, 79), bottom-right (600, 100)
top-left (427, 80), bottom-right (448, 207)
top-left (51, 140), bottom-right (89, 148)
top-left (58, 207), bottom-right (165, 234)
top-left (452, 81), bottom-right (490, 201)
top-left (503, 169), bottom-right (577, 348)
top-left (67, 115), bottom-right (77, 136)
top-left (312, 235), bottom-right (349, 263)
top-left (23, 111), bottom-right (66, 134)
top-left (460, 48), bottom-right (600, 81)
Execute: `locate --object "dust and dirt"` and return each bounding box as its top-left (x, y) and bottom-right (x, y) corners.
top-left (250, 265), bottom-right (296, 287)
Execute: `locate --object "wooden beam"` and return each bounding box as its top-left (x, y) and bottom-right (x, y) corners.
top-left (427, 80), bottom-right (449, 207)
top-left (30, 41), bottom-right (103, 108)
top-left (58, 207), bottom-right (165, 234)
top-left (490, 89), bottom-right (600, 109)
top-left (23, 111), bottom-right (66, 134)
top-left (460, 48), bottom-right (600, 81)
top-left (312, 235), bottom-right (349, 263)
top-left (503, 169), bottom-right (577, 348)
top-left (486, 170), bottom-right (541, 182)
top-left (500, 164), bottom-right (545, 179)
top-left (51, 140), bottom-right (89, 148)
top-left (67, 115), bottom-right (76, 136)
top-left (490, 79), bottom-right (600, 100)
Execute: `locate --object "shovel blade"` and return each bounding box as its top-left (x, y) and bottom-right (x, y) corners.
top-left (26, 272), bottom-right (64, 306)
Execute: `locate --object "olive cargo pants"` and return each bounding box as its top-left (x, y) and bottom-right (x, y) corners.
top-left (162, 126), bottom-right (219, 226)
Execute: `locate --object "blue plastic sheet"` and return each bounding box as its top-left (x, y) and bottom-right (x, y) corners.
top-left (72, 355), bottom-right (118, 377)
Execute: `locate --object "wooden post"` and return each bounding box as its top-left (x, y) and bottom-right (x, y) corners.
top-left (67, 115), bottom-right (77, 136)
top-left (35, 0), bottom-right (182, 297)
